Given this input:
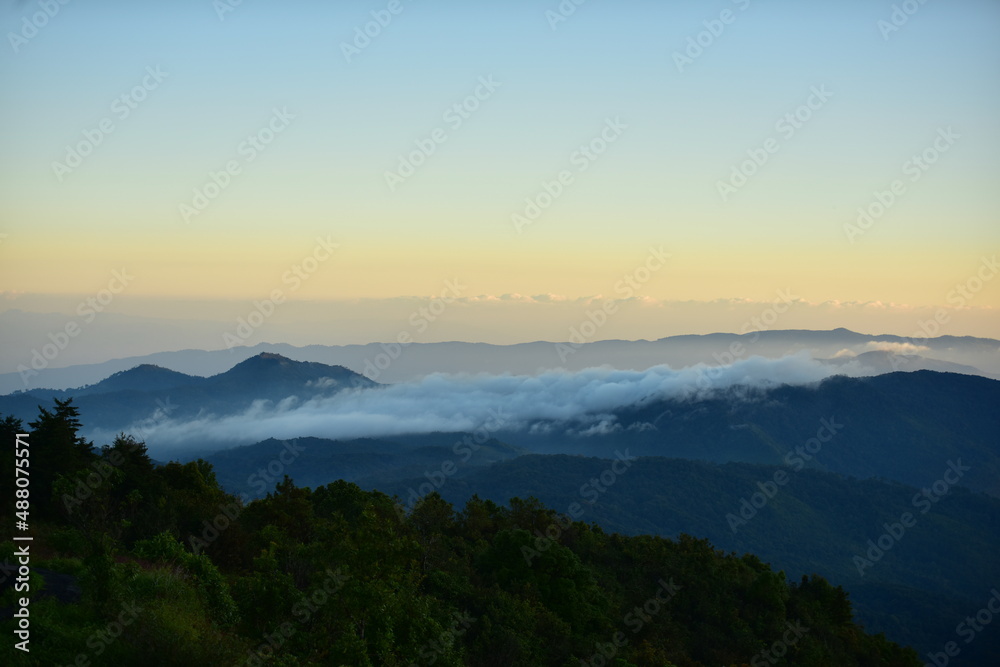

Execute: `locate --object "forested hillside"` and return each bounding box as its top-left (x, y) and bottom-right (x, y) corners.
top-left (383, 453), bottom-right (1000, 664)
top-left (1, 400), bottom-right (920, 666)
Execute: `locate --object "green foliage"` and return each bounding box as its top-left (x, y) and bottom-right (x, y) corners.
top-left (405, 452), bottom-right (1000, 662)
top-left (133, 531), bottom-right (240, 626)
top-left (25, 399), bottom-right (96, 519)
top-left (0, 405), bottom-right (924, 666)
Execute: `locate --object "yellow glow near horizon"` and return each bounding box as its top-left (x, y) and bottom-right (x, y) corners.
top-left (3, 232), bottom-right (996, 311)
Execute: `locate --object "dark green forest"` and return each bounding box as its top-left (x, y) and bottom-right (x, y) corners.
top-left (2, 400), bottom-right (921, 666)
top-left (382, 453), bottom-right (1000, 659)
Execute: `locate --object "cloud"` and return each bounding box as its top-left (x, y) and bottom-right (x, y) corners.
top-left (306, 377), bottom-right (340, 389)
top-left (864, 341), bottom-right (930, 355)
top-left (111, 352), bottom-right (868, 454)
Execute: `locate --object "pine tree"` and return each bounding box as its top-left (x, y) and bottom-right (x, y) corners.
top-left (28, 398), bottom-right (96, 517)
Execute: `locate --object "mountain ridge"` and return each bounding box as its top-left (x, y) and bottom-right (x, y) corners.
top-left (4, 328), bottom-right (997, 393)
top-left (0, 353), bottom-right (377, 436)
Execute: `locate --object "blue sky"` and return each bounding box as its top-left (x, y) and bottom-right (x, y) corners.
top-left (0, 0), bottom-right (997, 351)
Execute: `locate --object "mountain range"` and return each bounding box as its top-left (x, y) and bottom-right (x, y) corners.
top-left (4, 345), bottom-right (999, 664)
top-left (369, 453), bottom-right (1000, 666)
top-left (0, 352), bottom-right (375, 438)
top-left (4, 327), bottom-right (997, 394)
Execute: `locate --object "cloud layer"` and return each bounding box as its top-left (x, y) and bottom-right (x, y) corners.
top-left (106, 353), bottom-right (870, 454)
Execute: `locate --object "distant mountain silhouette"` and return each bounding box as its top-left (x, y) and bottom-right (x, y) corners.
top-left (5, 348), bottom-right (998, 665)
top-left (205, 352), bottom-right (369, 400)
top-left (822, 349), bottom-right (983, 375)
top-left (496, 370), bottom-right (1000, 497)
top-left (3, 328), bottom-right (997, 392)
top-left (80, 364), bottom-right (201, 395)
top-left (0, 353), bottom-right (376, 432)
top-left (205, 434), bottom-right (528, 500)
top-left (3, 360), bottom-right (997, 496)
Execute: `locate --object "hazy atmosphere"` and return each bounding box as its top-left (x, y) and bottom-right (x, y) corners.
top-left (2, 0), bottom-right (998, 366)
top-left (2, 2), bottom-right (999, 666)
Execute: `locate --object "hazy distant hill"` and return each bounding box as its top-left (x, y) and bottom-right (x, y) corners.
top-left (493, 370), bottom-right (1000, 497)
top-left (6, 349), bottom-right (997, 664)
top-left (2, 328), bottom-right (996, 393)
top-left (0, 352), bottom-right (376, 431)
top-left (80, 364), bottom-right (200, 394)
top-left (821, 349), bottom-right (984, 375)
top-left (4, 354), bottom-right (997, 497)
top-left (205, 433), bottom-right (528, 500)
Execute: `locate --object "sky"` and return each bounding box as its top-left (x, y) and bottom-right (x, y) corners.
top-left (1, 0), bottom-right (998, 363)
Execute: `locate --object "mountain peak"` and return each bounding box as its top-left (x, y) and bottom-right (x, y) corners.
top-left (211, 353), bottom-right (373, 390)
top-left (220, 353), bottom-right (304, 375)
top-left (255, 352), bottom-right (290, 361)
top-left (86, 364), bottom-right (198, 394)
top-left (236, 352), bottom-right (294, 366)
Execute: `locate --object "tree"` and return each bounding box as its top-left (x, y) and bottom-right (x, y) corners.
top-left (0, 414), bottom-right (25, 518)
top-left (28, 398), bottom-right (96, 517)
